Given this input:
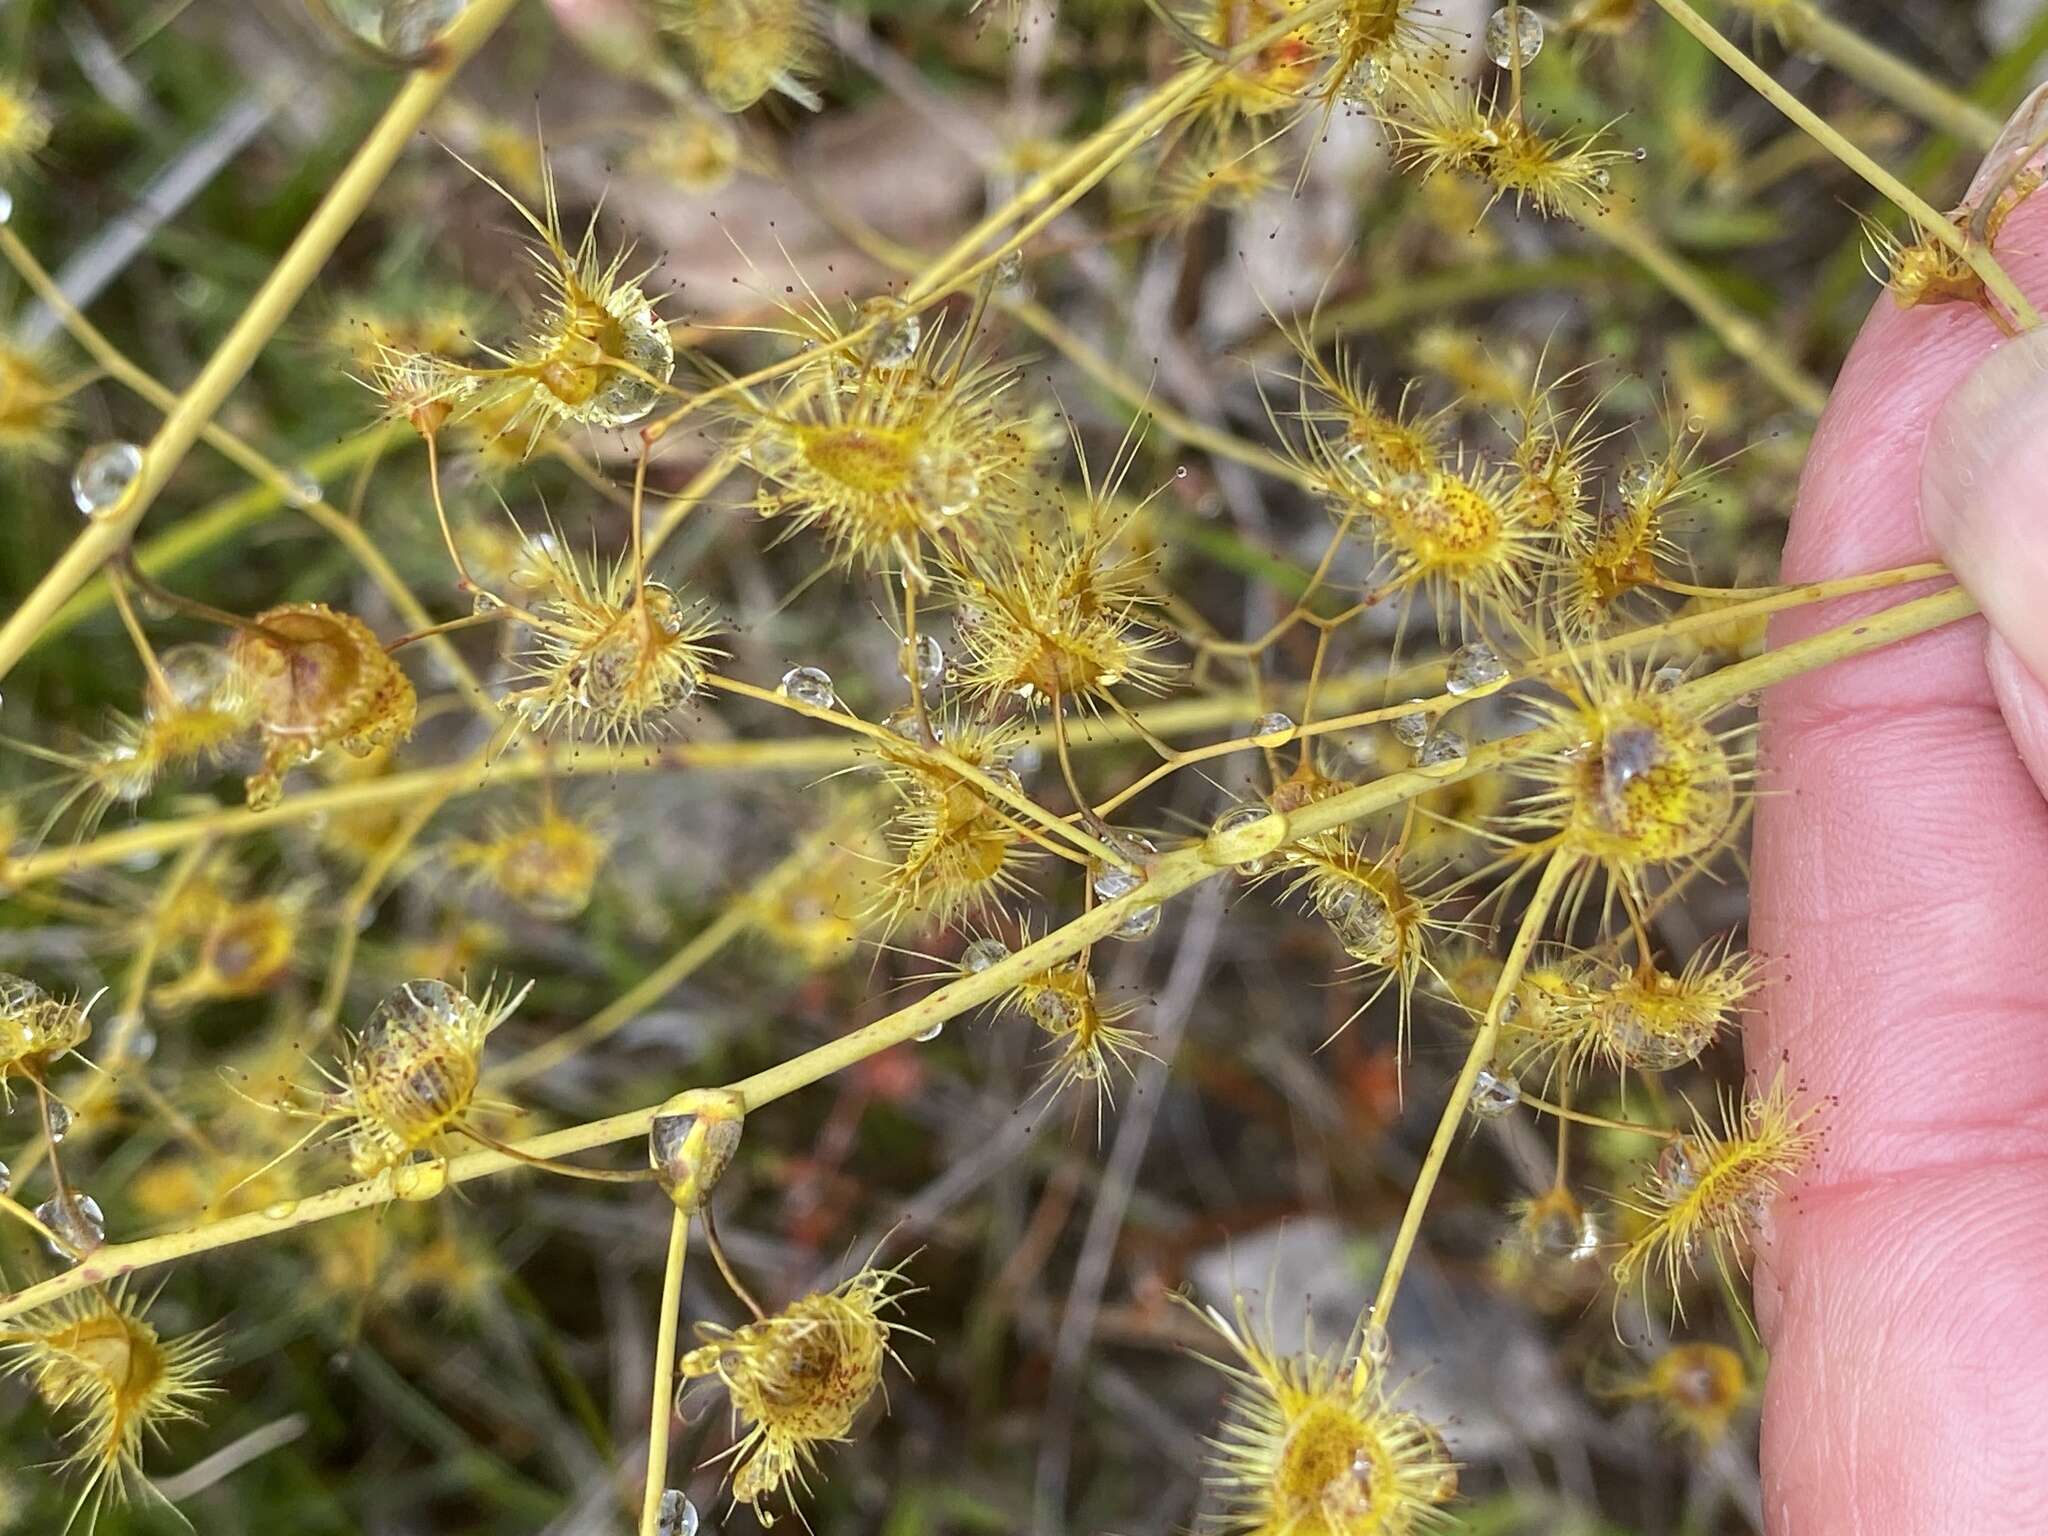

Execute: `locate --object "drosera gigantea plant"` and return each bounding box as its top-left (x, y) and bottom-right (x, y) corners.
top-left (0, 0), bottom-right (2035, 1529)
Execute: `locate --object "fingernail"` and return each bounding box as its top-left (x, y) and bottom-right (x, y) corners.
top-left (1967, 81), bottom-right (2048, 204)
top-left (1921, 326), bottom-right (2048, 686)
top-left (1984, 630), bottom-right (2048, 797)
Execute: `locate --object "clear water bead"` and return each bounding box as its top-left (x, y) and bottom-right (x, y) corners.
top-left (589, 297), bottom-right (678, 429)
top-left (1093, 863), bottom-right (1143, 902)
top-left (1484, 5), bottom-right (1545, 68)
top-left (995, 250), bottom-right (1026, 289)
top-left (1250, 711), bottom-right (1296, 747)
top-left (1598, 724), bottom-right (1660, 800)
top-left (1032, 989), bottom-right (1081, 1030)
top-left (779, 665), bottom-right (837, 711)
top-left (134, 581), bottom-right (179, 620)
top-left (155, 643), bottom-right (232, 714)
top-left (1113, 902), bottom-right (1161, 942)
top-left (1658, 1136), bottom-right (1703, 1193)
top-left (36, 1190), bottom-right (106, 1259)
top-left (1529, 1201), bottom-right (1600, 1262)
top-left (1567, 1212), bottom-right (1601, 1263)
top-left (72, 441), bottom-right (145, 517)
top-left (741, 429), bottom-right (796, 476)
top-left (380, 0), bottom-right (466, 54)
top-left (916, 450), bottom-right (979, 516)
top-left (1445, 641), bottom-right (1508, 698)
top-left (1414, 728), bottom-right (1470, 777)
top-left (960, 937), bottom-right (1010, 974)
top-left (581, 296), bottom-right (675, 430)
top-left (1469, 1069), bottom-right (1521, 1118)
top-left (284, 469), bottom-right (324, 508)
top-left (0, 188), bottom-right (13, 225)
top-left (1650, 663), bottom-right (1687, 694)
top-left (914, 1018), bottom-right (945, 1042)
top-left (1210, 804), bottom-right (1278, 875)
top-left (864, 306), bottom-right (922, 368)
top-left (881, 705), bottom-right (932, 741)
top-left (1326, 887), bottom-right (1395, 964)
top-left (0, 1159), bottom-right (10, 1195)
top-left (1339, 56), bottom-right (1389, 104)
top-left (902, 634), bottom-right (943, 691)
top-left (366, 978), bottom-right (467, 1046)
top-left (1391, 710), bottom-right (1432, 749)
top-left (1348, 1448), bottom-right (1377, 1498)
top-left (1093, 831), bottom-right (1157, 939)
top-left (646, 1114), bottom-right (697, 1187)
top-left (46, 1099), bottom-right (71, 1144)
top-left (1616, 458), bottom-right (1660, 506)
top-left (1360, 1317), bottom-right (1392, 1371)
top-left (656, 1488), bottom-right (699, 1536)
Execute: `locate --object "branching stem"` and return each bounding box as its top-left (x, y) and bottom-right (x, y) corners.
top-left (0, 0), bottom-right (526, 687)
top-left (0, 583), bottom-right (1978, 1323)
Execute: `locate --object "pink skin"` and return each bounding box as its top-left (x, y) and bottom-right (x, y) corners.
top-left (537, 0), bottom-right (2048, 1505)
top-left (1751, 197), bottom-right (2048, 1531)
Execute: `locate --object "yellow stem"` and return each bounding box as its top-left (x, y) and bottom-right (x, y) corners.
top-left (639, 1211), bottom-right (690, 1536)
top-left (1648, 0), bottom-right (2040, 330)
top-left (1356, 852), bottom-right (1570, 1391)
top-left (644, 445), bottom-right (745, 561)
top-left (1, 738), bottom-right (850, 887)
top-left (1774, 0), bottom-right (2001, 149)
top-left (1553, 1089), bottom-right (1571, 1189)
top-left (4, 562), bottom-right (1949, 889)
top-left (1507, 0), bottom-right (1527, 120)
top-left (0, 0), bottom-right (525, 688)
top-left (899, 64), bottom-right (1222, 308)
top-left (106, 570), bottom-right (173, 703)
top-left (40, 426), bottom-right (410, 651)
top-left (0, 228), bottom-right (498, 715)
top-left (1519, 1091), bottom-right (1679, 1139)
top-left (493, 807), bottom-right (867, 1088)
top-left (0, 582), bottom-right (1979, 1322)
top-left (702, 1207), bottom-right (767, 1320)
top-left (706, 672), bottom-right (1132, 870)
top-left (1591, 210), bottom-right (1830, 417)
top-left (1095, 562), bottom-right (1951, 814)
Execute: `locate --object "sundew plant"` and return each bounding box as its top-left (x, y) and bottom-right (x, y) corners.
top-left (0, 0), bottom-right (2032, 1531)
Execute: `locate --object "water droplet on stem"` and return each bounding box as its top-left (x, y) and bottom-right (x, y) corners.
top-left (1484, 5), bottom-right (1545, 68)
top-left (72, 441), bottom-right (144, 517)
top-left (778, 665), bottom-right (837, 711)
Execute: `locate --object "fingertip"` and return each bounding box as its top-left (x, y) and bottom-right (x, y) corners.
top-left (1985, 631), bottom-right (2048, 797)
top-left (1787, 197), bottom-right (2048, 591)
top-left (1761, 1163), bottom-right (2048, 1536)
top-left (1754, 176), bottom-right (2048, 1536)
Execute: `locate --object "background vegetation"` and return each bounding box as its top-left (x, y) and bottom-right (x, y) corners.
top-left (0, 1), bottom-right (2034, 1532)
